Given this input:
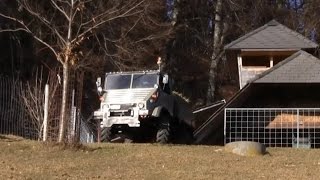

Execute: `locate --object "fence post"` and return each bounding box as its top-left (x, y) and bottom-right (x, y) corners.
top-left (69, 89), bottom-right (77, 143)
top-left (43, 84), bottom-right (49, 141)
top-left (297, 108), bottom-right (299, 147)
top-left (224, 108), bottom-right (227, 145)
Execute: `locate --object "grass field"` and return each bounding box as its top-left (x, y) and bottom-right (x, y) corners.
top-left (1, 135), bottom-right (320, 180)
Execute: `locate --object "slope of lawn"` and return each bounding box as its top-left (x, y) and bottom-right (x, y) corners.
top-left (1, 135), bottom-right (320, 179)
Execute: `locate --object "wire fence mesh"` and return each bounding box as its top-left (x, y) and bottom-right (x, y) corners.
top-left (0, 76), bottom-right (37, 139)
top-left (0, 68), bottom-right (95, 143)
top-left (225, 108), bottom-right (320, 148)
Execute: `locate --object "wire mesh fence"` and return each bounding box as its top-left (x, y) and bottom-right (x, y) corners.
top-left (225, 108), bottom-right (320, 148)
top-left (0, 76), bottom-right (37, 139)
top-left (80, 116), bottom-right (95, 143)
top-left (0, 68), bottom-right (94, 143)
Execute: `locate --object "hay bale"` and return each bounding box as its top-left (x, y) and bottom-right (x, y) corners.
top-left (224, 141), bottom-right (267, 156)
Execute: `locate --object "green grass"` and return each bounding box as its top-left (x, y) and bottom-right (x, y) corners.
top-left (1, 135), bottom-right (320, 179)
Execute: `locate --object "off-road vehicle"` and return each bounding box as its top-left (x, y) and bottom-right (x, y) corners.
top-left (93, 69), bottom-right (194, 144)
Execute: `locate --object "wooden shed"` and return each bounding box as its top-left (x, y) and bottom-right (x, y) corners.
top-left (224, 20), bottom-right (318, 89)
top-left (195, 51), bottom-right (320, 147)
top-left (195, 21), bottom-right (320, 148)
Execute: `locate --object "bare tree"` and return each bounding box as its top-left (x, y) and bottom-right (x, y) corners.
top-left (207, 0), bottom-right (223, 104)
top-left (206, 0), bottom-right (296, 103)
top-left (0, 0), bottom-right (171, 142)
top-left (20, 68), bottom-right (60, 140)
top-left (20, 70), bottom-right (45, 140)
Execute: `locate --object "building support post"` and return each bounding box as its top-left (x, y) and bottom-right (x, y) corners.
top-left (270, 56), bottom-right (274, 68)
top-left (237, 54), bottom-right (243, 89)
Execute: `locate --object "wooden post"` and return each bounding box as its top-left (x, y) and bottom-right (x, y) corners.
top-left (43, 84), bottom-right (49, 141)
top-left (237, 54), bottom-right (243, 89)
top-left (270, 56), bottom-right (274, 68)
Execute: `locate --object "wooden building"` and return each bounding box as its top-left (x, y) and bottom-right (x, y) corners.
top-left (195, 20), bottom-right (320, 148)
top-left (224, 20), bottom-right (318, 89)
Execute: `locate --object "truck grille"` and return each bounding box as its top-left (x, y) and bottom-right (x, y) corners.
top-left (120, 104), bottom-right (135, 110)
top-left (110, 110), bottom-right (132, 117)
top-left (105, 89), bottom-right (156, 104)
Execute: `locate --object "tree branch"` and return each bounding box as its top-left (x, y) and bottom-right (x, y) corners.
top-left (0, 13), bottom-right (60, 62)
top-left (72, 0), bottom-right (145, 43)
top-left (50, 0), bottom-right (71, 21)
top-left (19, 1), bottom-right (67, 45)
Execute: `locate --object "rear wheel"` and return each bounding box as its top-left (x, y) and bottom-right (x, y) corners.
top-left (172, 123), bottom-right (194, 144)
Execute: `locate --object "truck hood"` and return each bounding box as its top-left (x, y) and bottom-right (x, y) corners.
top-left (104, 88), bottom-right (156, 104)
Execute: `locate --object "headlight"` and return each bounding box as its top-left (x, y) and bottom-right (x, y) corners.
top-left (110, 104), bottom-right (121, 109)
top-left (97, 87), bottom-right (103, 93)
top-left (138, 102), bottom-right (144, 109)
top-left (102, 104), bottom-right (109, 111)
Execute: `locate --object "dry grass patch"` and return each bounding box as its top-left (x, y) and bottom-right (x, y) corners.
top-left (1, 135), bottom-right (320, 179)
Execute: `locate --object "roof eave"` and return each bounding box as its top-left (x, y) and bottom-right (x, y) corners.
top-left (225, 46), bottom-right (318, 51)
top-left (250, 50), bottom-right (303, 83)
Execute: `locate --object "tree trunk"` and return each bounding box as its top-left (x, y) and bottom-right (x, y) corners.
top-left (58, 62), bottom-right (69, 143)
top-left (171, 0), bottom-right (179, 25)
top-left (58, 2), bottom-right (72, 143)
top-left (207, 0), bottom-right (222, 104)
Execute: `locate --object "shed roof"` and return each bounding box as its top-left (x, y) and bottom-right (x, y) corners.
top-left (254, 50), bottom-right (320, 83)
top-left (225, 20), bottom-right (318, 50)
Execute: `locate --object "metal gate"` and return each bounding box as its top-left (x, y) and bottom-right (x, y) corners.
top-left (224, 108), bottom-right (320, 148)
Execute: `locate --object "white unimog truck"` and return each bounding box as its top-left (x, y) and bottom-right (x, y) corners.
top-left (93, 69), bottom-right (195, 144)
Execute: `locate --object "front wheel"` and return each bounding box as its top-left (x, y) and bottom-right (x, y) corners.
top-left (100, 127), bottom-right (133, 143)
top-left (156, 127), bottom-right (170, 144)
top-left (156, 113), bottom-right (172, 144)
top-left (101, 127), bottom-right (112, 142)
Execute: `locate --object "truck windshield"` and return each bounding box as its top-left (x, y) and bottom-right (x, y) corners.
top-left (105, 74), bottom-right (131, 90)
top-left (132, 74), bottom-right (158, 88)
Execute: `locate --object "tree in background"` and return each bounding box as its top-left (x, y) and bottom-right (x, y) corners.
top-left (164, 0), bottom-right (312, 105)
top-left (165, 0), bottom-right (213, 105)
top-left (0, 0), bottom-right (172, 142)
top-left (1, 0), bottom-right (318, 138)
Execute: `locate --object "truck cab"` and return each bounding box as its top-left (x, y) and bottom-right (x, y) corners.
top-left (94, 70), bottom-right (193, 143)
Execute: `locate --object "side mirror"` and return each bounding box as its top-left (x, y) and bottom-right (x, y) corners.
top-left (162, 74), bottom-right (169, 84)
top-left (96, 77), bottom-right (101, 87)
top-left (96, 77), bottom-right (103, 95)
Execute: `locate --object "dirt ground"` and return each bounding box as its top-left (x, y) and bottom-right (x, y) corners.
top-left (1, 135), bottom-right (320, 180)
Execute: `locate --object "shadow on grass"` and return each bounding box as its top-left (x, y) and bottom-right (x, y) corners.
top-left (0, 135), bottom-right (24, 142)
top-left (43, 141), bottom-right (103, 152)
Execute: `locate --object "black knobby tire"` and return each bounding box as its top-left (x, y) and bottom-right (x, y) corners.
top-left (101, 127), bottom-right (112, 142)
top-left (156, 112), bottom-right (172, 144)
top-left (101, 127), bottom-right (134, 143)
top-left (156, 128), bottom-right (170, 144)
